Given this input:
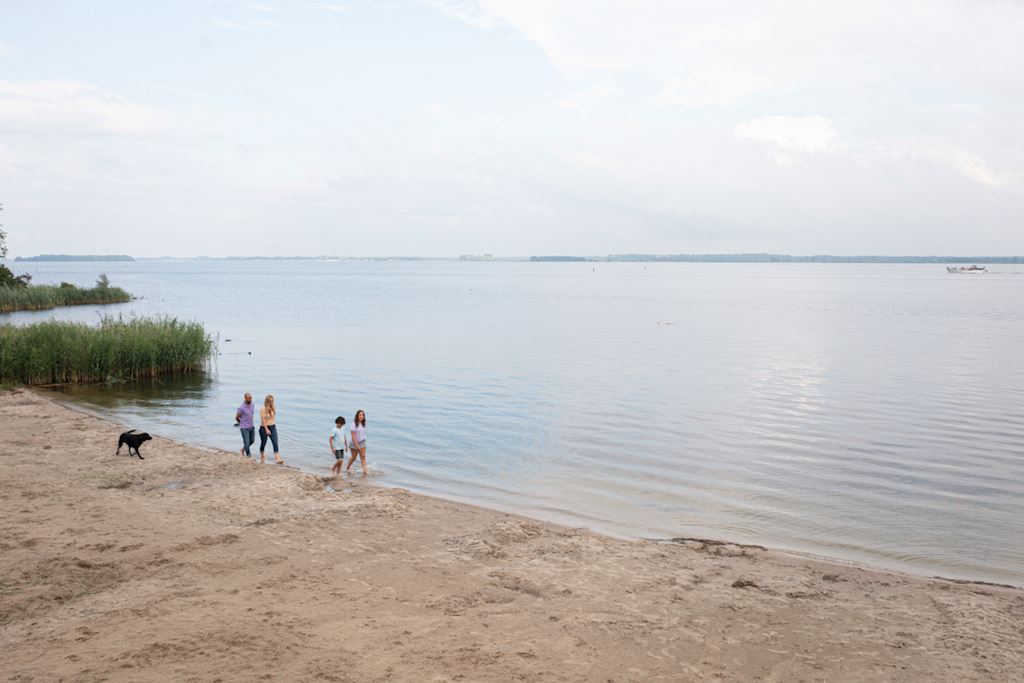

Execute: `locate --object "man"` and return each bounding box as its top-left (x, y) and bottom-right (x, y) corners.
top-left (235, 392), bottom-right (256, 457)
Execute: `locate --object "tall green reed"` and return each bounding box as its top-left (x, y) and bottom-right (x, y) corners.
top-left (0, 317), bottom-right (215, 385)
top-left (0, 281), bottom-right (131, 313)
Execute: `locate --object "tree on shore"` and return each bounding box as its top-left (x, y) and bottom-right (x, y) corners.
top-left (0, 204), bottom-right (33, 287)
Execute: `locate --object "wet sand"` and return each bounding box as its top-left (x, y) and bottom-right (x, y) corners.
top-left (1, 389), bottom-right (1022, 681)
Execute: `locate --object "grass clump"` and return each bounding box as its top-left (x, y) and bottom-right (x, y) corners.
top-left (0, 274), bottom-right (132, 313)
top-left (0, 316), bottom-right (215, 385)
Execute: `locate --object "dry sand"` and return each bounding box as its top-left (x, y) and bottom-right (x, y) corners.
top-left (1, 389), bottom-right (1022, 682)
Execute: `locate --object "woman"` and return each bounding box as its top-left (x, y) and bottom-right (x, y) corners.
top-left (346, 409), bottom-right (368, 476)
top-left (258, 394), bottom-right (284, 465)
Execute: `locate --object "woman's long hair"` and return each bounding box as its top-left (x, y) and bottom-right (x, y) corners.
top-left (354, 409), bottom-right (366, 427)
top-left (264, 394), bottom-right (276, 417)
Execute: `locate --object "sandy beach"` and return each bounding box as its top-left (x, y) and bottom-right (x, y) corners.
top-left (1, 389), bottom-right (1021, 682)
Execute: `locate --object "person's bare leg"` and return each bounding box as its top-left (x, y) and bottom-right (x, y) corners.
top-left (345, 451), bottom-right (357, 474)
top-left (359, 447), bottom-right (368, 475)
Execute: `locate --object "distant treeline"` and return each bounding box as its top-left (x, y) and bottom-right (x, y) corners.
top-left (530, 256), bottom-right (588, 262)
top-left (531, 254), bottom-right (1024, 264)
top-left (15, 254), bottom-right (135, 262)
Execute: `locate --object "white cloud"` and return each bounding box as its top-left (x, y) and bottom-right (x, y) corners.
top-left (0, 80), bottom-right (171, 137)
top-left (735, 116), bottom-right (837, 155)
top-left (425, 102), bottom-right (450, 118)
top-left (442, 1), bottom-right (1024, 112)
top-left (422, 0), bottom-right (501, 28)
top-left (886, 142), bottom-right (1008, 187)
top-left (655, 67), bottom-right (778, 107)
top-left (557, 82), bottom-right (620, 113)
top-left (299, 2), bottom-right (349, 13)
top-left (951, 152), bottom-right (1002, 186)
top-left (212, 17), bottom-right (278, 30)
top-left (446, 2), bottom-right (813, 104)
top-left (3, 0), bottom-right (1023, 256)
top-left (0, 42), bottom-right (15, 56)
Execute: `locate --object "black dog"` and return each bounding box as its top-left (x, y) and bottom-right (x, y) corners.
top-left (116, 430), bottom-right (152, 459)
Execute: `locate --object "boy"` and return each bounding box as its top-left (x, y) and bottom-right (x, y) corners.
top-left (329, 416), bottom-right (348, 477)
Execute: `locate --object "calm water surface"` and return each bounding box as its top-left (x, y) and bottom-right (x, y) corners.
top-left (7, 260), bottom-right (1023, 584)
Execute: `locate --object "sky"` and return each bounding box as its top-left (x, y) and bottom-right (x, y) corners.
top-left (1, 0), bottom-right (1022, 257)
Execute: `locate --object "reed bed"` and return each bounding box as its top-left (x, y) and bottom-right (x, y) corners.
top-left (0, 282), bottom-right (132, 313)
top-left (0, 317), bottom-right (215, 385)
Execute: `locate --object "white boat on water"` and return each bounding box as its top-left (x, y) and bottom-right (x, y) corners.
top-left (946, 265), bottom-right (988, 273)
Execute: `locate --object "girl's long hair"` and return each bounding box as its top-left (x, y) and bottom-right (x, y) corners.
top-left (264, 394), bottom-right (276, 416)
top-left (354, 409), bottom-right (366, 427)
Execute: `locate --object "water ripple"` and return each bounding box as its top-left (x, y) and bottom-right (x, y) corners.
top-left (28, 260), bottom-right (1024, 585)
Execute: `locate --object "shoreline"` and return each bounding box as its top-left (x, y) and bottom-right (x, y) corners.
top-left (3, 388), bottom-right (1022, 680)
top-left (44, 389), bottom-right (1021, 590)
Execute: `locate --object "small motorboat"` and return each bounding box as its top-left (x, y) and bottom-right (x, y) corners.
top-left (946, 265), bottom-right (988, 273)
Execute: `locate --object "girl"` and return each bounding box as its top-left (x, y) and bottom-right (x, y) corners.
top-left (346, 409), bottom-right (368, 476)
top-left (259, 394), bottom-right (284, 465)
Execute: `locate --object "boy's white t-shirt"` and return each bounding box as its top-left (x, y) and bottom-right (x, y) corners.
top-left (330, 426), bottom-right (347, 451)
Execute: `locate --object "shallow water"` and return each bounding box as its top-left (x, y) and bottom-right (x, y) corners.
top-left (7, 259), bottom-right (1024, 584)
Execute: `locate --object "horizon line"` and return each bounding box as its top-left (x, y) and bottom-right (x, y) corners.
top-left (8, 253), bottom-right (1024, 263)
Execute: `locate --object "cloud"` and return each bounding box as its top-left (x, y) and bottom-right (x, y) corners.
top-left (440, 2), bottom-right (811, 104)
top-left (735, 116), bottom-right (837, 155)
top-left (421, 0), bottom-right (501, 28)
top-left (431, 2), bottom-right (1024, 198)
top-left (212, 16), bottom-right (278, 30)
top-left (0, 42), bottom-right (15, 56)
top-left (557, 82), bottom-right (620, 113)
top-left (885, 142), bottom-right (1008, 187)
top-left (734, 116), bottom-right (1009, 185)
top-left (299, 2), bottom-right (350, 13)
top-left (950, 152), bottom-right (1002, 186)
top-left (3, 0), bottom-right (1023, 256)
top-left (0, 80), bottom-right (171, 137)
top-left (425, 102), bottom-right (450, 118)
top-left (438, 1), bottom-right (1024, 112)
top-left (655, 67), bottom-right (779, 107)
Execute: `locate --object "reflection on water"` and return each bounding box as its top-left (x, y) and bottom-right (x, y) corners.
top-left (13, 259), bottom-right (1024, 585)
top-left (53, 373), bottom-right (215, 410)
top-left (49, 374), bottom-right (218, 436)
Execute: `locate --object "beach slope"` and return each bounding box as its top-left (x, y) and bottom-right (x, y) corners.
top-left (1, 390), bottom-right (1021, 681)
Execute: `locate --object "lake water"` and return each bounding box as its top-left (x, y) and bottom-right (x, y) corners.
top-left (6, 259), bottom-right (1023, 584)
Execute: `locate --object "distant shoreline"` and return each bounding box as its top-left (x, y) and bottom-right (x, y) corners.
top-left (14, 254), bottom-right (134, 262)
top-left (9, 253), bottom-right (1024, 264)
top-left (532, 254), bottom-right (1024, 264)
